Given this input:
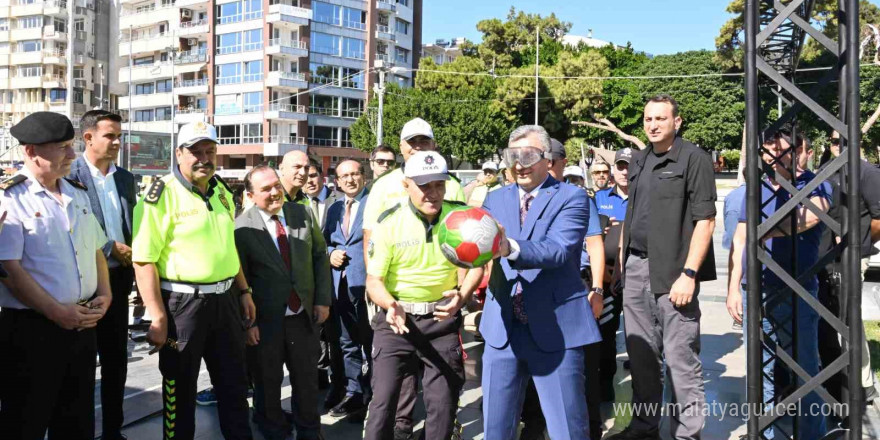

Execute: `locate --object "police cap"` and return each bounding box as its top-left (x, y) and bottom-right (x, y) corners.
top-left (10, 112), bottom-right (75, 145)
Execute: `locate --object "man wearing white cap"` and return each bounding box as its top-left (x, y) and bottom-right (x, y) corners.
top-left (360, 117), bottom-right (465, 438)
top-left (563, 165), bottom-right (586, 188)
top-left (466, 161), bottom-right (502, 207)
top-left (364, 151), bottom-right (484, 440)
top-left (132, 121), bottom-right (256, 440)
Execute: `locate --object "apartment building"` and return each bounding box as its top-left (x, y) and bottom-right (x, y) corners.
top-left (421, 37), bottom-right (462, 66)
top-left (113, 0), bottom-right (421, 175)
top-left (0, 0), bottom-right (112, 160)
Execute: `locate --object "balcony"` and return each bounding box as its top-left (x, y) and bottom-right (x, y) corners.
top-left (265, 71), bottom-right (307, 90)
top-left (119, 92), bottom-right (174, 110)
top-left (11, 1), bottom-right (42, 17)
top-left (11, 26), bottom-right (42, 41)
top-left (175, 78), bottom-right (209, 95)
top-left (11, 76), bottom-right (43, 89)
top-left (42, 74), bottom-right (65, 89)
top-left (175, 0), bottom-right (208, 7)
top-left (74, 77), bottom-right (91, 89)
top-left (266, 4), bottom-right (311, 26)
top-left (376, 0), bottom-right (396, 12)
top-left (175, 108), bottom-right (207, 124)
top-left (374, 53), bottom-right (394, 67)
top-left (118, 62), bottom-right (174, 83)
top-left (119, 5), bottom-right (178, 30)
top-left (265, 104), bottom-right (307, 122)
top-left (263, 135), bottom-right (307, 157)
top-left (10, 51), bottom-right (43, 65)
top-left (175, 50), bottom-right (208, 66)
top-left (375, 25), bottom-right (396, 43)
top-left (265, 39), bottom-right (308, 58)
top-left (178, 19), bottom-right (209, 37)
top-left (118, 33), bottom-right (176, 57)
top-left (216, 10), bottom-right (263, 26)
top-left (43, 0), bottom-right (67, 16)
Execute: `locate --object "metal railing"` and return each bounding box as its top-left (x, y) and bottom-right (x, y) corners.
top-left (243, 72), bottom-right (263, 83)
top-left (267, 39), bottom-right (307, 50)
top-left (216, 75), bottom-right (241, 85)
top-left (175, 50), bottom-right (207, 64)
top-left (216, 45), bottom-right (241, 55)
top-left (176, 78), bottom-right (208, 88)
top-left (268, 135), bottom-right (306, 145)
top-left (268, 71), bottom-right (306, 82)
top-left (271, 4), bottom-right (311, 18)
top-left (242, 41), bottom-right (263, 52)
top-left (344, 20), bottom-right (366, 30)
top-left (268, 103), bottom-right (306, 113)
top-left (179, 19), bottom-right (208, 30)
top-left (216, 10), bottom-right (262, 25)
top-left (176, 107), bottom-right (206, 114)
top-left (308, 137), bottom-right (336, 147)
top-left (119, 32), bottom-right (172, 43)
top-left (120, 4), bottom-right (176, 16)
top-left (309, 106), bottom-right (336, 116)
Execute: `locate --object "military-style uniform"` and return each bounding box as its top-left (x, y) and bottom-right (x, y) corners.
top-left (131, 166), bottom-right (251, 440)
top-left (0, 112), bottom-right (109, 440)
top-left (363, 200), bottom-right (466, 440)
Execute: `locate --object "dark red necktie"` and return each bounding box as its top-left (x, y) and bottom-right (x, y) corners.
top-left (272, 215), bottom-right (301, 312)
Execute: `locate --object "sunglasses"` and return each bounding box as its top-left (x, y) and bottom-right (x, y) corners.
top-left (829, 138), bottom-right (840, 145)
top-left (503, 147), bottom-right (548, 169)
top-left (372, 159), bottom-right (395, 166)
top-left (591, 170), bottom-right (609, 175)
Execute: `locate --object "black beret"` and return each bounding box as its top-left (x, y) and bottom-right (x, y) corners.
top-left (10, 112), bottom-right (75, 145)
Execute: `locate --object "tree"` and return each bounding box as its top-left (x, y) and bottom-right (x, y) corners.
top-left (473, 7), bottom-right (572, 69)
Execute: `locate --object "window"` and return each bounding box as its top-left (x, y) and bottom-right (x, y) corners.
top-left (49, 89), bottom-right (66, 103)
top-left (243, 60), bottom-right (262, 82)
top-left (310, 95), bottom-right (337, 116)
top-left (135, 83), bottom-right (154, 95)
top-left (312, 1), bottom-right (340, 25)
top-left (0, 43), bottom-right (8, 55)
top-left (53, 18), bottom-right (66, 33)
top-left (395, 18), bottom-right (409, 35)
top-left (134, 109), bottom-right (154, 122)
top-left (342, 37), bottom-right (365, 59)
top-left (216, 32), bottom-right (242, 55)
top-left (18, 65), bottom-right (42, 77)
top-left (396, 0), bottom-right (408, 6)
top-left (74, 19), bottom-right (84, 32)
top-left (215, 94), bottom-right (241, 115)
top-left (242, 29), bottom-right (262, 51)
top-left (341, 67), bottom-right (365, 89)
top-left (18, 40), bottom-right (42, 53)
top-left (242, 124), bottom-right (262, 143)
top-left (243, 0), bottom-right (262, 20)
top-left (343, 7), bottom-right (365, 30)
top-left (216, 63), bottom-right (242, 85)
top-left (156, 79), bottom-right (173, 93)
top-left (216, 2), bottom-right (241, 24)
top-left (0, 18), bottom-right (8, 31)
top-left (309, 63), bottom-right (338, 85)
top-left (16, 16), bottom-right (42, 29)
top-left (73, 89), bottom-right (84, 104)
top-left (243, 92), bottom-right (262, 113)
top-left (341, 97), bottom-right (363, 118)
top-left (156, 107), bottom-right (172, 121)
top-left (395, 47), bottom-right (409, 64)
top-left (134, 56), bottom-right (153, 66)
top-left (311, 32), bottom-right (340, 56)
top-left (308, 125), bottom-right (337, 146)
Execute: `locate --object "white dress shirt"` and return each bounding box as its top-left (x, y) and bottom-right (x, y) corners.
top-left (344, 196), bottom-right (360, 234)
top-left (85, 158), bottom-right (126, 268)
top-left (257, 208), bottom-right (303, 315)
top-left (0, 167), bottom-right (107, 307)
top-left (507, 177), bottom-right (548, 261)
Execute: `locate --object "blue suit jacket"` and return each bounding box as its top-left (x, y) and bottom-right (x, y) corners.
top-left (324, 188), bottom-right (368, 290)
top-left (480, 177), bottom-right (601, 352)
top-left (68, 157), bottom-right (137, 254)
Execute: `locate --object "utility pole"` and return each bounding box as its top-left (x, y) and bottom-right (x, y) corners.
top-left (98, 63), bottom-right (104, 109)
top-left (376, 64), bottom-right (386, 146)
top-left (127, 24), bottom-right (133, 170)
top-left (65, 0), bottom-right (75, 120)
top-left (168, 44), bottom-right (177, 173)
top-left (534, 26), bottom-right (540, 125)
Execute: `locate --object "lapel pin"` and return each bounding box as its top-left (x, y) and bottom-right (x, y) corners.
top-left (34, 212), bottom-right (42, 218)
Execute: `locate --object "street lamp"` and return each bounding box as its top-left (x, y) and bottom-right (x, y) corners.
top-left (374, 60), bottom-right (406, 146)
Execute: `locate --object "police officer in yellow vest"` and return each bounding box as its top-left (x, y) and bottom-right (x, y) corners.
top-left (132, 121), bottom-right (256, 440)
top-left (363, 151), bottom-right (484, 440)
top-left (466, 161), bottom-right (502, 207)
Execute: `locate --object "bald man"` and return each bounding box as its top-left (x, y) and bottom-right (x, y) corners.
top-left (279, 151), bottom-right (310, 203)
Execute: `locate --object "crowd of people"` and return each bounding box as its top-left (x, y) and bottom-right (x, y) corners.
top-left (1, 92), bottom-right (879, 440)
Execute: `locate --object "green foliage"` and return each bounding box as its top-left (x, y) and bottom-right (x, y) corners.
top-left (720, 149), bottom-right (741, 171)
top-left (473, 7), bottom-right (572, 69)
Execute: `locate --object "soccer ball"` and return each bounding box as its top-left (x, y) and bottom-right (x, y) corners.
top-left (438, 207), bottom-right (502, 268)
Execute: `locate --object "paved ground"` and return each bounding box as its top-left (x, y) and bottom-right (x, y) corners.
top-left (106, 179), bottom-right (880, 439)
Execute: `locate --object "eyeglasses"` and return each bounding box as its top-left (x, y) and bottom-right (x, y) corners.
top-left (372, 159), bottom-right (395, 166)
top-left (829, 138), bottom-right (840, 145)
top-left (591, 170), bottom-right (609, 175)
top-left (337, 171), bottom-right (362, 181)
top-left (503, 147), bottom-right (547, 169)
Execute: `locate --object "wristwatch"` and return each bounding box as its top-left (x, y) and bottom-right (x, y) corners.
top-left (682, 268), bottom-right (697, 279)
top-left (590, 287), bottom-right (604, 297)
top-left (242, 287), bottom-right (254, 295)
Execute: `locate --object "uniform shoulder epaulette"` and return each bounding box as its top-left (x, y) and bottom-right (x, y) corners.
top-left (64, 177), bottom-right (88, 191)
top-left (377, 203), bottom-right (401, 224)
top-left (0, 174), bottom-right (27, 191)
top-left (144, 179), bottom-right (165, 204)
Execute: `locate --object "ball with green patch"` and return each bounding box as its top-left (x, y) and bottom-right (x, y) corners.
top-left (438, 207), bottom-right (501, 268)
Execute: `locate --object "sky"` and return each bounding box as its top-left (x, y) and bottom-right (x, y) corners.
top-left (422, 0), bottom-right (736, 56)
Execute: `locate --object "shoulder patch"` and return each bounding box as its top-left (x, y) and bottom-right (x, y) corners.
top-left (0, 174), bottom-right (27, 191)
top-left (376, 203), bottom-right (401, 224)
top-left (64, 177), bottom-right (88, 191)
top-left (144, 179), bottom-right (166, 204)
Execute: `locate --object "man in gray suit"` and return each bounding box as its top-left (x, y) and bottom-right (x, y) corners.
top-left (235, 165), bottom-right (332, 440)
top-left (69, 110), bottom-right (137, 440)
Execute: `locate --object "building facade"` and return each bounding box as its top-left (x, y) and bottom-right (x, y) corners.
top-left (113, 0), bottom-right (421, 175)
top-left (420, 37), bottom-right (462, 66)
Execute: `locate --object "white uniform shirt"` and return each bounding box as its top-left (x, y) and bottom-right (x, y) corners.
top-left (84, 158), bottom-right (126, 268)
top-left (257, 208), bottom-right (303, 316)
top-left (0, 167), bottom-right (108, 308)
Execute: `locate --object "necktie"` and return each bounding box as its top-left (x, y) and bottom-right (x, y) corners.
top-left (310, 197), bottom-right (320, 224)
top-left (342, 198), bottom-right (354, 239)
top-left (513, 192), bottom-right (534, 324)
top-left (272, 215), bottom-right (301, 312)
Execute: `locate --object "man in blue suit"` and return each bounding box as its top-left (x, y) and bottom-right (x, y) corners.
top-left (481, 125), bottom-right (606, 440)
top-left (69, 110), bottom-right (137, 440)
top-left (324, 159), bottom-right (372, 418)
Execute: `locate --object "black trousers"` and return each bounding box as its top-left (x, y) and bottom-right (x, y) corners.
top-left (365, 311), bottom-right (464, 440)
top-left (249, 312), bottom-right (322, 440)
top-left (817, 268), bottom-right (844, 403)
top-left (159, 289), bottom-right (252, 440)
top-left (97, 266), bottom-right (135, 438)
top-left (0, 309), bottom-right (97, 440)
top-left (597, 289), bottom-right (622, 395)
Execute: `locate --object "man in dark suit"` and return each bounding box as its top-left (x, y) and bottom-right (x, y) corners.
top-left (481, 125), bottom-right (605, 440)
top-left (69, 110), bottom-right (137, 440)
top-left (235, 165), bottom-right (332, 440)
top-left (324, 159), bottom-right (371, 418)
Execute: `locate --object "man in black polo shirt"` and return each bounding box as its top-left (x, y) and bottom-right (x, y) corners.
top-left (608, 95), bottom-right (717, 440)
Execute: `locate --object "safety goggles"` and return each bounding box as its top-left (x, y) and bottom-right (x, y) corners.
top-left (502, 147), bottom-right (549, 169)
